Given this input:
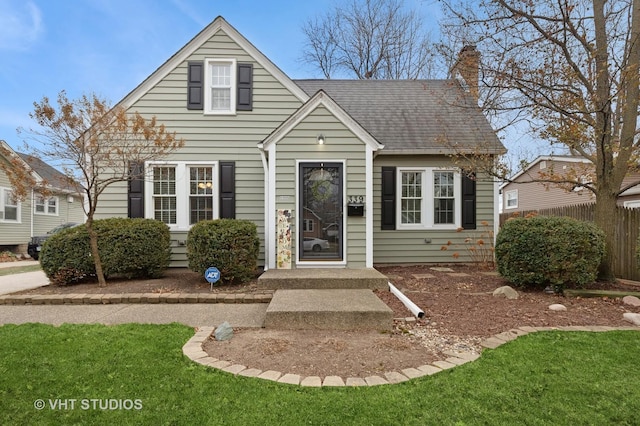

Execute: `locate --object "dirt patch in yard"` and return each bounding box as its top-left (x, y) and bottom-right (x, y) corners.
top-left (12, 264), bottom-right (640, 378)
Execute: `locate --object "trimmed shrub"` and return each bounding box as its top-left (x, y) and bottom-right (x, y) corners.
top-left (96, 218), bottom-right (171, 279)
top-left (187, 219), bottom-right (260, 285)
top-left (40, 218), bottom-right (171, 285)
top-left (495, 216), bottom-right (605, 289)
top-left (40, 225), bottom-right (95, 285)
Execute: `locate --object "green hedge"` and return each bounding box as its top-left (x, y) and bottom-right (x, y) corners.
top-left (495, 216), bottom-right (605, 289)
top-left (187, 219), bottom-right (260, 285)
top-left (40, 218), bottom-right (171, 285)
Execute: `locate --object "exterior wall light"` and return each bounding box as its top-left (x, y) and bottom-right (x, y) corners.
top-left (317, 134), bottom-right (325, 145)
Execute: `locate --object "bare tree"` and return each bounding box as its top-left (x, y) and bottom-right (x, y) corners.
top-left (301, 0), bottom-right (437, 79)
top-left (3, 91), bottom-right (184, 286)
top-left (440, 0), bottom-right (640, 279)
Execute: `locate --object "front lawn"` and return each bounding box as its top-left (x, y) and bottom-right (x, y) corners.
top-left (0, 323), bottom-right (638, 425)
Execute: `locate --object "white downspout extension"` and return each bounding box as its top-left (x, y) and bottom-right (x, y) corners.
top-left (259, 148), bottom-right (270, 272)
top-left (388, 282), bottom-right (425, 318)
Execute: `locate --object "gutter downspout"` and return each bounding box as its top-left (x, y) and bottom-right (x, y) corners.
top-left (259, 146), bottom-right (270, 271)
top-left (30, 189), bottom-right (34, 238)
top-left (388, 282), bottom-right (425, 318)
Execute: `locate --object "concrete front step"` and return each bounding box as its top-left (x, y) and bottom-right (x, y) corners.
top-left (264, 289), bottom-right (393, 330)
top-left (258, 268), bottom-right (388, 290)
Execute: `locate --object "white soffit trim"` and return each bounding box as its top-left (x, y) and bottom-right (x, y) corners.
top-left (261, 90), bottom-right (384, 152)
top-left (117, 16), bottom-right (309, 109)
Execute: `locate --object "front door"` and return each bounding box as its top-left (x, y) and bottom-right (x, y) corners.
top-left (299, 162), bottom-right (343, 261)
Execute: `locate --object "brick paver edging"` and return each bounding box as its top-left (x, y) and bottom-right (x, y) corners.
top-left (182, 325), bottom-right (639, 387)
top-left (0, 292), bottom-right (273, 305)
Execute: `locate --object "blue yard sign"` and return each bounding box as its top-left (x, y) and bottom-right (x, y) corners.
top-left (205, 266), bottom-right (221, 290)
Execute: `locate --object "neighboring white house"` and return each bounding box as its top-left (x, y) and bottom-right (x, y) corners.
top-left (94, 16), bottom-right (505, 269)
top-left (0, 140), bottom-right (85, 254)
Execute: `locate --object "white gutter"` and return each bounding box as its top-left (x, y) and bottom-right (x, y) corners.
top-left (259, 147), bottom-right (270, 272)
top-left (388, 282), bottom-right (424, 318)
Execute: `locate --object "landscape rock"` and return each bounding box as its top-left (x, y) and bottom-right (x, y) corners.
top-left (492, 286), bottom-right (519, 300)
top-left (214, 321), bottom-right (234, 341)
top-left (549, 304), bottom-right (567, 312)
top-left (622, 295), bottom-right (640, 308)
top-left (623, 312), bottom-right (640, 326)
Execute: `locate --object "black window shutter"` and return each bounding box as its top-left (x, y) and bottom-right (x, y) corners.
top-left (128, 162), bottom-right (144, 218)
top-left (461, 171), bottom-right (476, 230)
top-left (381, 167), bottom-right (396, 230)
top-left (187, 61), bottom-right (204, 110)
top-left (236, 63), bottom-right (253, 111)
top-left (219, 162), bottom-right (235, 219)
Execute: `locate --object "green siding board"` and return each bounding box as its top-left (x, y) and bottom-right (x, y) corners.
top-left (372, 155), bottom-right (497, 264)
top-left (274, 106), bottom-right (367, 267)
top-left (95, 28), bottom-right (302, 268)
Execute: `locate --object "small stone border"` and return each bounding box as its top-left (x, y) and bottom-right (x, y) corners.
top-left (182, 325), bottom-right (639, 387)
top-left (0, 292), bottom-right (273, 305)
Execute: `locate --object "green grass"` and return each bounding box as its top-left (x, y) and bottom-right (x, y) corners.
top-left (0, 264), bottom-right (42, 276)
top-left (0, 324), bottom-right (638, 425)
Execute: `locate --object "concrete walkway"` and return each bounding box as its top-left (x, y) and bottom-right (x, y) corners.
top-left (0, 262), bottom-right (267, 327)
top-left (0, 303), bottom-right (267, 327)
top-left (0, 261), bottom-right (49, 295)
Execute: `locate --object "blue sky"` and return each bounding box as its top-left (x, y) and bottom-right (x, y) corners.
top-left (0, 0), bottom-right (442, 151)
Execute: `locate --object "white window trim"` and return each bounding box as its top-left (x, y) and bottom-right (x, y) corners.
top-left (623, 200), bottom-right (640, 209)
top-left (505, 189), bottom-right (518, 209)
top-left (396, 168), bottom-right (461, 230)
top-left (303, 218), bottom-right (314, 232)
top-left (34, 195), bottom-right (59, 216)
top-left (204, 58), bottom-right (237, 115)
top-left (0, 187), bottom-right (21, 223)
top-left (144, 161), bottom-right (219, 230)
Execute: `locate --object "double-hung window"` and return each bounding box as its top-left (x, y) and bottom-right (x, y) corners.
top-left (205, 58), bottom-right (236, 114)
top-left (35, 195), bottom-right (59, 216)
top-left (147, 162), bottom-right (218, 229)
top-left (505, 190), bottom-right (518, 209)
top-left (303, 219), bottom-right (314, 232)
top-left (398, 168), bottom-right (460, 229)
top-left (0, 188), bottom-right (19, 222)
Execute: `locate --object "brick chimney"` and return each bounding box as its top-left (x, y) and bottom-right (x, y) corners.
top-left (451, 45), bottom-right (480, 101)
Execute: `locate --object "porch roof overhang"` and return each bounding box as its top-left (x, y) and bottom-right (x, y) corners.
top-left (257, 90), bottom-right (384, 153)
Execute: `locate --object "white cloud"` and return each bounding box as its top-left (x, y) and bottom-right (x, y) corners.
top-left (0, 0), bottom-right (43, 51)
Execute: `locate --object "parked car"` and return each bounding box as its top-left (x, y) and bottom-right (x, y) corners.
top-left (303, 237), bottom-right (330, 252)
top-left (28, 222), bottom-right (79, 260)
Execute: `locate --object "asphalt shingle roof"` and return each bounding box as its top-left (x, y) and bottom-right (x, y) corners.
top-left (16, 153), bottom-right (78, 193)
top-left (294, 79), bottom-right (505, 155)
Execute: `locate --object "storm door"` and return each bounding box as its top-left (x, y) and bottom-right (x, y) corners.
top-left (299, 162), bottom-right (343, 261)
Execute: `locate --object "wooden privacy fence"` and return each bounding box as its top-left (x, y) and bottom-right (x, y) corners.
top-left (499, 203), bottom-right (640, 281)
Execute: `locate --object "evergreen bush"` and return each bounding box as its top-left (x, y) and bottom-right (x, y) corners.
top-left (41, 218), bottom-right (171, 285)
top-left (187, 219), bottom-right (259, 285)
top-left (495, 216), bottom-right (605, 289)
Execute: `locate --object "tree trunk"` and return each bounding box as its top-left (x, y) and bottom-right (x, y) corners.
top-left (593, 192), bottom-right (617, 282)
top-left (85, 217), bottom-right (107, 287)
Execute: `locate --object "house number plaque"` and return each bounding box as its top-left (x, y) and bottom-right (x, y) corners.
top-left (347, 195), bottom-right (365, 204)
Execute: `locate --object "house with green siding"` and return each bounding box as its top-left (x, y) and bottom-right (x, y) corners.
top-left (97, 16), bottom-right (505, 270)
top-left (0, 140), bottom-right (85, 254)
